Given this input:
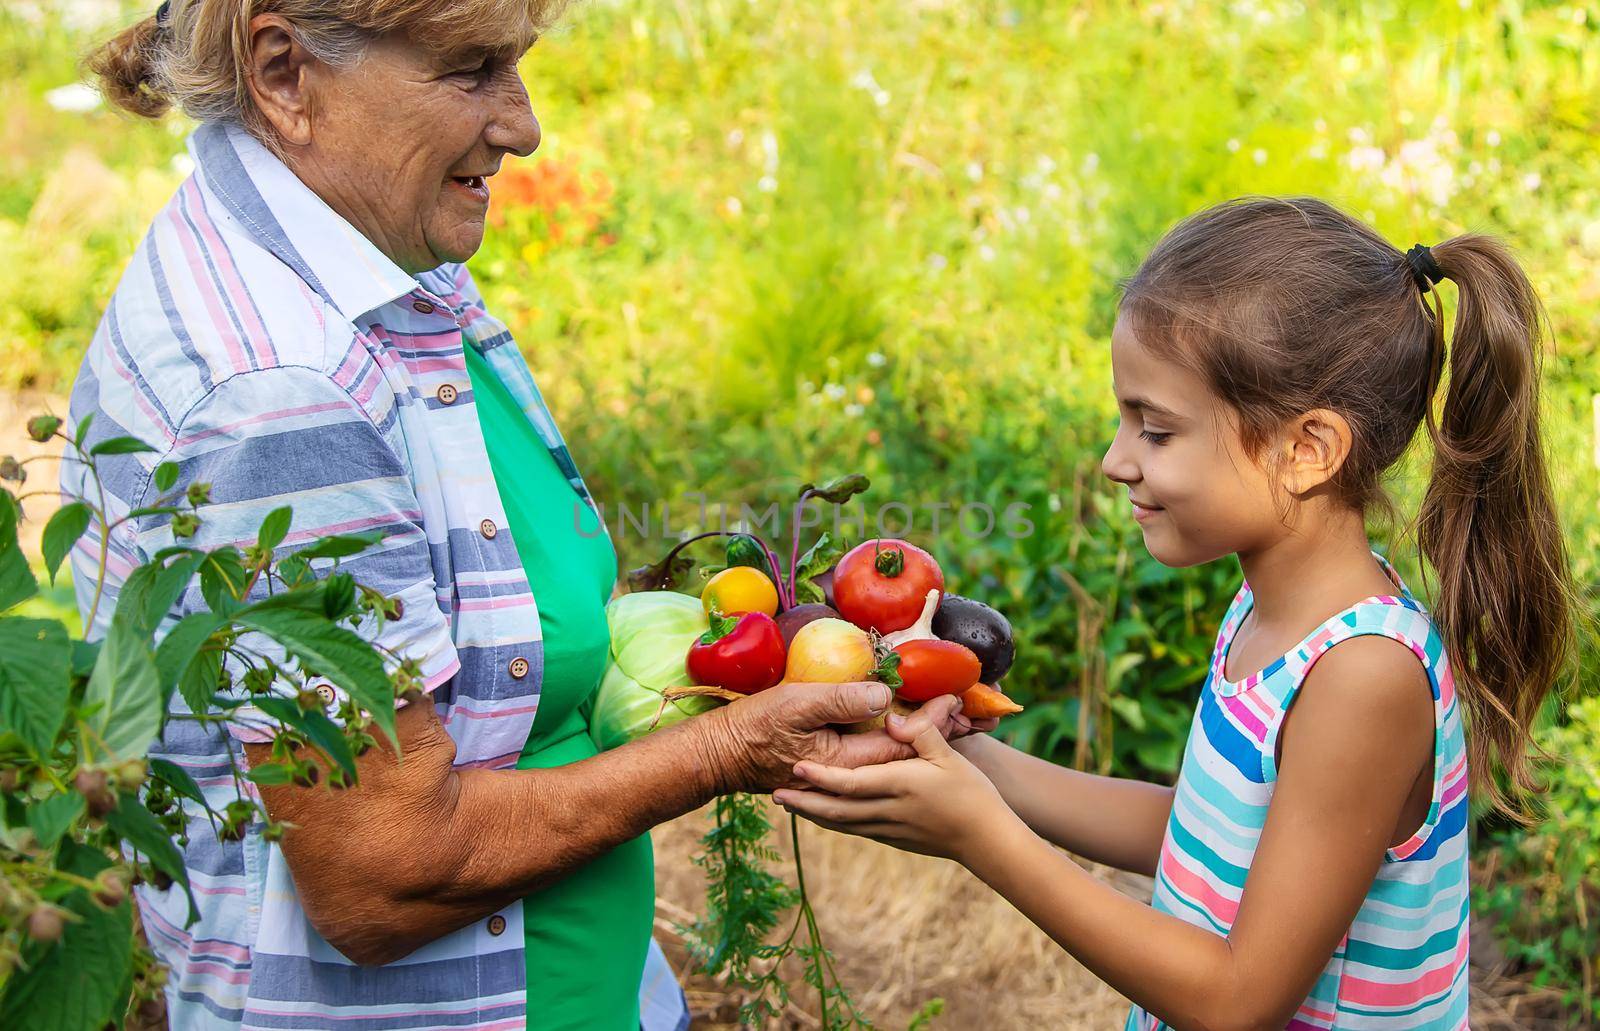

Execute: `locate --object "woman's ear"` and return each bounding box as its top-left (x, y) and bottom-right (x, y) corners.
top-left (1277, 408), bottom-right (1353, 496)
top-left (245, 15), bottom-right (317, 146)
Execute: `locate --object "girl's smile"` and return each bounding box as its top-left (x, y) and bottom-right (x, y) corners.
top-left (1129, 497), bottom-right (1163, 522)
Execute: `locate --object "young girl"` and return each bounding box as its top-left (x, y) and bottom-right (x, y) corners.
top-left (774, 198), bottom-right (1573, 1030)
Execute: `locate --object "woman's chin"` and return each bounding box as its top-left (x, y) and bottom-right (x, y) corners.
top-left (426, 221), bottom-right (487, 266)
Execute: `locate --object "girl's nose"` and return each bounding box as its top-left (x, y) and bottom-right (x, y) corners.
top-left (1101, 428), bottom-right (1139, 486)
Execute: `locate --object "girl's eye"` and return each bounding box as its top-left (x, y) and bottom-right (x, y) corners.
top-left (1139, 429), bottom-right (1173, 446)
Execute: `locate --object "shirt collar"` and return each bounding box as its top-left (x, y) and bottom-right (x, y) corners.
top-left (188, 121), bottom-right (426, 323)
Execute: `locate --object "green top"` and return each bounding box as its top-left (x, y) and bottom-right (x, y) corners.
top-left (463, 344), bottom-right (654, 1031)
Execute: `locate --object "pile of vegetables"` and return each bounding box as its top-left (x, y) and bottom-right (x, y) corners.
top-left (590, 475), bottom-right (1022, 1028)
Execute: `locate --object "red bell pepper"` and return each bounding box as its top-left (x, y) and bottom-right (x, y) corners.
top-left (687, 610), bottom-right (787, 695)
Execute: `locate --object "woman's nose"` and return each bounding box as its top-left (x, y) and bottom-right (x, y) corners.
top-left (489, 74), bottom-right (541, 157)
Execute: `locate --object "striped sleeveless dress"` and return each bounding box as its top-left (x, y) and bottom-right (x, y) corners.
top-left (1126, 561), bottom-right (1471, 1030)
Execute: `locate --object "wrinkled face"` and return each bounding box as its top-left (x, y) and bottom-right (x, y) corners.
top-left (303, 33), bottom-right (540, 272)
top-left (1100, 315), bottom-right (1285, 568)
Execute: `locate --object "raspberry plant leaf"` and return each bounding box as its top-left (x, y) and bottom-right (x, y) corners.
top-left (0, 491), bottom-right (38, 612)
top-left (107, 792), bottom-right (197, 926)
top-left (237, 594), bottom-right (397, 744)
top-left (41, 501), bottom-right (92, 584)
top-left (0, 617), bottom-right (71, 757)
top-left (251, 695), bottom-right (358, 777)
top-left (0, 842), bottom-right (132, 1031)
top-left (84, 618), bottom-right (162, 762)
top-left (25, 792), bottom-right (85, 850)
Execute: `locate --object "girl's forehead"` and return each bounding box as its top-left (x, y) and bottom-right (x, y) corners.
top-left (1111, 318), bottom-right (1196, 393)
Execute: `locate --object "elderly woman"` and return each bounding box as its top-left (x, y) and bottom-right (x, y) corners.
top-left (72, 3), bottom-right (971, 1029)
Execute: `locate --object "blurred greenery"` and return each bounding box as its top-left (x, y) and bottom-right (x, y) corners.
top-left (3, 0), bottom-right (1599, 1015)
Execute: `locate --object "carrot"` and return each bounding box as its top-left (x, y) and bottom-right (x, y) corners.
top-left (960, 683), bottom-right (1023, 719)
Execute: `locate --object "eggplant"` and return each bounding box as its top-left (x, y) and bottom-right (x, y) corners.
top-left (775, 603), bottom-right (841, 648)
top-left (931, 594), bottom-right (1015, 684)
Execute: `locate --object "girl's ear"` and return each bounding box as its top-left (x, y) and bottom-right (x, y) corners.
top-left (1278, 408), bottom-right (1353, 496)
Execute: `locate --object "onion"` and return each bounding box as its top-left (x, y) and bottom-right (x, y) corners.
top-left (784, 617), bottom-right (875, 683)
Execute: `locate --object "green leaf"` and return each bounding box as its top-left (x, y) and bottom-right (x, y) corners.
top-left (142, 552), bottom-right (206, 631)
top-left (153, 460), bottom-right (180, 493)
top-left (0, 841), bottom-right (131, 1031)
top-left (237, 595), bottom-right (396, 743)
top-left (0, 492), bottom-right (38, 613)
top-left (252, 695), bottom-right (356, 776)
top-left (791, 532), bottom-right (845, 607)
top-left (41, 502), bottom-right (92, 584)
top-left (154, 612), bottom-right (226, 714)
top-left (70, 639), bottom-right (101, 680)
top-left (73, 412), bottom-right (94, 448)
top-left (0, 618), bottom-right (71, 757)
top-left (84, 619), bottom-right (162, 761)
top-left (148, 757), bottom-right (207, 808)
top-left (87, 436), bottom-right (158, 456)
top-left (113, 551), bottom-right (205, 638)
top-left (200, 548), bottom-right (250, 616)
top-left (122, 504), bottom-right (182, 522)
top-left (178, 649), bottom-right (224, 720)
top-left (108, 791), bottom-right (197, 926)
top-left (1107, 693), bottom-right (1147, 732)
top-left (25, 793), bottom-right (84, 849)
top-left (798, 473), bottom-right (870, 505)
top-left (275, 553), bottom-right (312, 588)
top-left (244, 762), bottom-right (294, 786)
top-left (322, 572), bottom-right (357, 621)
top-left (257, 506), bottom-right (292, 552)
top-left (295, 531), bottom-right (387, 561)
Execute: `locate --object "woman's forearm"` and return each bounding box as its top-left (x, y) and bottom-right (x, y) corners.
top-left (252, 697), bottom-right (742, 964)
top-left (955, 734), bottom-right (1174, 875)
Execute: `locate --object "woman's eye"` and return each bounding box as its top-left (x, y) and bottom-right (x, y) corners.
top-left (1139, 429), bottom-right (1173, 445)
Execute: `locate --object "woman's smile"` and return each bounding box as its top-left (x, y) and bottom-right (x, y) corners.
top-left (447, 173), bottom-right (491, 204)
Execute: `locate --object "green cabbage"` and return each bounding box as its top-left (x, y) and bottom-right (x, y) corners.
top-left (589, 591), bottom-right (721, 751)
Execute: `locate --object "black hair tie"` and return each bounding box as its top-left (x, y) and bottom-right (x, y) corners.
top-left (155, 1), bottom-right (171, 27)
top-left (1406, 243), bottom-right (1444, 292)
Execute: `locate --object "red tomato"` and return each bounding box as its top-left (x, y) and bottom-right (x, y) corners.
top-left (686, 611), bottom-right (787, 695)
top-left (832, 538), bottom-right (945, 634)
top-left (891, 639), bottom-right (981, 702)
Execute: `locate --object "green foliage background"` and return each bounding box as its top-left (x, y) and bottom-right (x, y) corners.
top-left (2, 0), bottom-right (1598, 1014)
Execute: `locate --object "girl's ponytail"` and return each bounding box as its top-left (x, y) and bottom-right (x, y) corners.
top-left (1419, 235), bottom-right (1573, 815)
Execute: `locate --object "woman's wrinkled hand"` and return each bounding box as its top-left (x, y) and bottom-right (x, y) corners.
top-left (693, 685), bottom-right (969, 794)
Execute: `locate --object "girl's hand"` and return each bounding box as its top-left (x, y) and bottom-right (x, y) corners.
top-left (773, 704), bottom-right (1019, 863)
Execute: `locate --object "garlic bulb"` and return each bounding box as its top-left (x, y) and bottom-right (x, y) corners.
top-left (879, 589), bottom-right (941, 650)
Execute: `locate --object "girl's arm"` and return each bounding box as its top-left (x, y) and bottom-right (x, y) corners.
top-left (779, 638), bottom-right (1434, 1031)
top-left (955, 734), bottom-right (1174, 875)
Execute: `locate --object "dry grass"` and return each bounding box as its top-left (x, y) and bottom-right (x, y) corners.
top-left (652, 802), bottom-right (1589, 1031)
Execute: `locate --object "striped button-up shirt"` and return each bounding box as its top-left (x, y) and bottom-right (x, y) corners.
top-left (64, 121), bottom-right (688, 1031)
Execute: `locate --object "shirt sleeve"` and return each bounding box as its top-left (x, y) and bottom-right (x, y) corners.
top-left (134, 366), bottom-right (459, 740)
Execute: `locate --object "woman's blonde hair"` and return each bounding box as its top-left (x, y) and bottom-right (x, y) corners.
top-left (89, 0), bottom-right (567, 137)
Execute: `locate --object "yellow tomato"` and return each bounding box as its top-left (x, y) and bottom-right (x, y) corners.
top-left (702, 566), bottom-right (780, 618)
